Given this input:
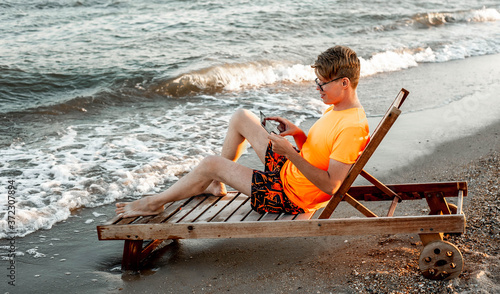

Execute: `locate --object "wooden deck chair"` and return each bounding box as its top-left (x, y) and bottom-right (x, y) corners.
top-left (97, 88), bottom-right (467, 280)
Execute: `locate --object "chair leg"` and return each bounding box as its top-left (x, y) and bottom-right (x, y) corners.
top-left (122, 240), bottom-right (143, 271)
top-left (419, 233), bottom-right (443, 246)
top-left (425, 192), bottom-right (451, 215)
top-left (386, 197), bottom-right (399, 217)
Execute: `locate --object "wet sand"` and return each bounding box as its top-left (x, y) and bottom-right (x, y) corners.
top-left (4, 54), bottom-right (500, 293)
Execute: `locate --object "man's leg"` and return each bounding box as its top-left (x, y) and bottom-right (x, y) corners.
top-left (204, 109), bottom-right (269, 196)
top-left (221, 108), bottom-right (270, 163)
top-left (116, 156), bottom-right (254, 217)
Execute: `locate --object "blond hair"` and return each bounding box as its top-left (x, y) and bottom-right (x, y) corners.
top-left (312, 46), bottom-right (360, 89)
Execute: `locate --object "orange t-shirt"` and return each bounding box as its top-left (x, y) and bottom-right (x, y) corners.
top-left (280, 106), bottom-right (369, 211)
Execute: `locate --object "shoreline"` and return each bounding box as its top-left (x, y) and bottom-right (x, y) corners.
top-left (4, 54), bottom-right (500, 293)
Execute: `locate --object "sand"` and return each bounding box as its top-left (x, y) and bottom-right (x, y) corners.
top-left (4, 54), bottom-right (500, 294)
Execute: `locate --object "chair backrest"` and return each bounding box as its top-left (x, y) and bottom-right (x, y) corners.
top-left (318, 88), bottom-right (409, 218)
top-left (369, 88), bottom-right (409, 140)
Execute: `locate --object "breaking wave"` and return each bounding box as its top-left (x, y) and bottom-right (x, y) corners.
top-left (363, 7), bottom-right (500, 32)
top-left (412, 8), bottom-right (500, 27)
top-left (148, 61), bottom-right (315, 97)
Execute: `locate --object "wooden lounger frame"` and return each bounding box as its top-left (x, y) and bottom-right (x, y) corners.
top-left (97, 89), bottom-right (467, 276)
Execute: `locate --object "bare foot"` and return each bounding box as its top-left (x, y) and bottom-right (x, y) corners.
top-left (115, 196), bottom-right (164, 218)
top-left (203, 180), bottom-right (227, 196)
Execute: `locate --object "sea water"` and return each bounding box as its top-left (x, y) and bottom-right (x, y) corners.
top-left (0, 0), bottom-right (499, 238)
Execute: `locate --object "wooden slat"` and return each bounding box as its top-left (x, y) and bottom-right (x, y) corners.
top-left (344, 193), bottom-right (378, 217)
top-left (278, 214), bottom-right (296, 221)
top-left (116, 216), bottom-right (141, 225)
top-left (386, 197), bottom-right (399, 217)
top-left (260, 213), bottom-right (281, 221)
top-left (311, 208), bottom-right (325, 219)
top-left (457, 190), bottom-right (464, 215)
top-left (165, 196), bottom-right (208, 223)
top-left (360, 169), bottom-right (401, 201)
top-left (243, 210), bottom-right (263, 221)
top-left (134, 215), bottom-right (156, 224)
top-left (130, 199), bottom-right (176, 224)
top-left (104, 198), bottom-right (193, 232)
top-left (347, 182), bottom-right (468, 201)
top-left (112, 194), bottom-right (169, 225)
top-left (210, 193), bottom-right (249, 222)
top-left (195, 195), bottom-right (236, 222)
top-left (294, 211), bottom-right (316, 220)
top-left (225, 202), bottom-right (253, 222)
top-left (392, 88), bottom-right (409, 109)
top-left (179, 196), bottom-right (220, 222)
top-left (136, 198), bottom-right (192, 224)
top-left (371, 89), bottom-right (409, 136)
top-left (98, 214), bottom-right (465, 240)
top-left (105, 214), bottom-right (125, 225)
top-left (139, 239), bottom-right (165, 260)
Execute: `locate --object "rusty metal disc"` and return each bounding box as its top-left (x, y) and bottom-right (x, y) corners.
top-left (418, 240), bottom-right (463, 280)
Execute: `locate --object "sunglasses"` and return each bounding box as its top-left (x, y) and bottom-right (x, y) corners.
top-left (315, 76), bottom-right (343, 91)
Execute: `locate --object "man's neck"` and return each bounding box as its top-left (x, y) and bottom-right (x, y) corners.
top-left (333, 91), bottom-right (362, 111)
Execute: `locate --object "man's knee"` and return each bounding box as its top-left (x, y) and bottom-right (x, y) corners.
top-left (199, 155), bottom-right (223, 172)
top-left (234, 108), bottom-right (251, 117)
top-left (231, 108), bottom-right (252, 123)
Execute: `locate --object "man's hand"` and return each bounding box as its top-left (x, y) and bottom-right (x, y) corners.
top-left (264, 116), bottom-right (297, 136)
top-left (269, 131), bottom-right (353, 196)
top-left (265, 116), bottom-right (307, 149)
top-left (268, 133), bottom-right (295, 157)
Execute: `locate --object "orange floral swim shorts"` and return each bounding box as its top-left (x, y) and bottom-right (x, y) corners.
top-left (250, 142), bottom-right (305, 214)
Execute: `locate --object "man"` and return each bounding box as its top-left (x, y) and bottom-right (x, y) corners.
top-left (116, 45), bottom-right (369, 217)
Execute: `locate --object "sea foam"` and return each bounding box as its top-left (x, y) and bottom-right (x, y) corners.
top-left (0, 97), bottom-right (264, 238)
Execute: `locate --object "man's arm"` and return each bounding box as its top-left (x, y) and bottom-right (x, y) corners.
top-left (268, 134), bottom-right (351, 195)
